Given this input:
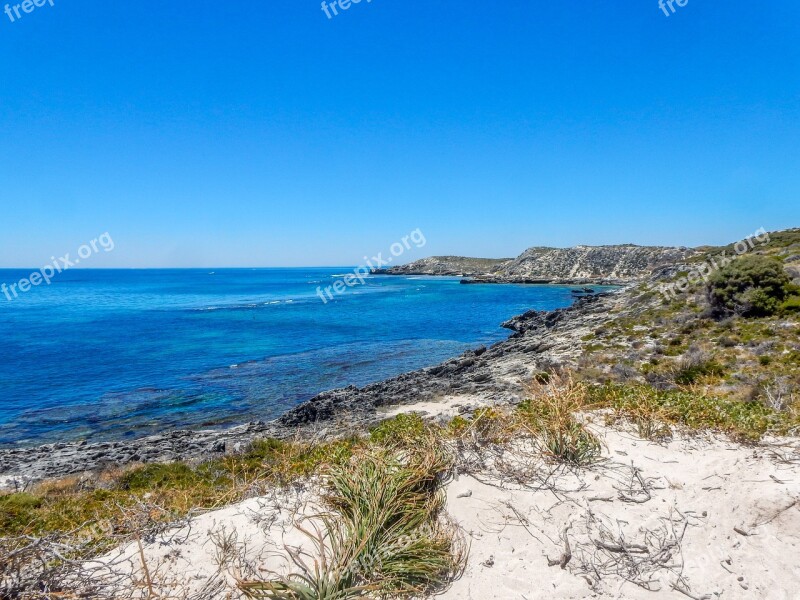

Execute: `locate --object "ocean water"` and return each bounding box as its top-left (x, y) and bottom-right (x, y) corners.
top-left (0, 269), bottom-right (587, 447)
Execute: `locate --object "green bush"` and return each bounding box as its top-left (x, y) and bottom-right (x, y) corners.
top-left (369, 413), bottom-right (428, 445)
top-left (780, 295), bottom-right (800, 314)
top-left (674, 359), bottom-right (725, 385)
top-left (707, 255), bottom-right (796, 317)
top-left (589, 383), bottom-right (790, 442)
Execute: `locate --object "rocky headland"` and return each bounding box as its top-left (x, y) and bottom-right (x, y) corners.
top-left (372, 255), bottom-right (512, 277)
top-left (375, 244), bottom-right (697, 284)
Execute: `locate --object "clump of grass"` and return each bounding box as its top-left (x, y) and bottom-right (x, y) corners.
top-left (536, 421), bottom-right (602, 465)
top-left (673, 358), bottom-right (725, 385)
top-left (635, 416), bottom-right (673, 442)
top-left (603, 388), bottom-right (673, 441)
top-left (239, 449), bottom-right (463, 599)
top-left (517, 376), bottom-right (602, 466)
top-left (459, 407), bottom-right (513, 445)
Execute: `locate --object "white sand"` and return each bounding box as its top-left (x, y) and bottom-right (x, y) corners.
top-left (377, 394), bottom-right (490, 420)
top-left (86, 414), bottom-right (800, 599)
top-left (440, 426), bottom-right (800, 600)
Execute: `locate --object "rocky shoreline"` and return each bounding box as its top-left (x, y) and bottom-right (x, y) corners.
top-left (0, 292), bottom-right (623, 486)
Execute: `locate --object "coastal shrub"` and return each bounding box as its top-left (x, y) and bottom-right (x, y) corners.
top-left (231, 437), bottom-right (358, 482)
top-left (117, 462), bottom-right (209, 491)
top-left (673, 358), bottom-right (725, 385)
top-left (0, 437), bottom-right (362, 552)
top-left (0, 493), bottom-right (43, 532)
top-left (445, 415), bottom-right (470, 436)
top-left (780, 295), bottom-right (800, 314)
top-left (671, 346), bottom-right (726, 386)
top-left (707, 255), bottom-right (797, 317)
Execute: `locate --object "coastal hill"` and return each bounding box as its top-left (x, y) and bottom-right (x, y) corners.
top-left (376, 244), bottom-right (697, 284)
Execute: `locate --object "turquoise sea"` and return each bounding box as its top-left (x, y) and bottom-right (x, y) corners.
top-left (0, 269), bottom-right (586, 447)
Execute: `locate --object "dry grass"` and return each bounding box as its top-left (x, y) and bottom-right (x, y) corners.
top-left (516, 376), bottom-right (602, 466)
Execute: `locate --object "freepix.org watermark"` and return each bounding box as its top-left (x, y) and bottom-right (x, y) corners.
top-left (316, 228), bottom-right (427, 303)
top-left (659, 0), bottom-right (688, 17)
top-left (4, 0), bottom-right (55, 24)
top-left (321, 0), bottom-right (373, 20)
top-left (658, 227), bottom-right (770, 301)
top-left (1, 233), bottom-right (115, 301)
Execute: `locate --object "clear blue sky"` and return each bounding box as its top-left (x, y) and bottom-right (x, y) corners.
top-left (1, 1), bottom-right (798, 267)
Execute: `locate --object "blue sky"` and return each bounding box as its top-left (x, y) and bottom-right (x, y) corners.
top-left (0, 1), bottom-right (798, 267)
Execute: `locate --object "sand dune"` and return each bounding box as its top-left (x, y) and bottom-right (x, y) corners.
top-left (86, 415), bottom-right (800, 599)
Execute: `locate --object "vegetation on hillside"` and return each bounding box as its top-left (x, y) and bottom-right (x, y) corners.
top-left (577, 229), bottom-right (800, 418)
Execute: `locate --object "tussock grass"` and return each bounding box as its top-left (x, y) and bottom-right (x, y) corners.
top-left (516, 376), bottom-right (602, 466)
top-left (239, 449), bottom-right (464, 599)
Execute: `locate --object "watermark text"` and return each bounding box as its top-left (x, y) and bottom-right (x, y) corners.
top-left (2, 233), bottom-right (115, 301)
top-left (316, 229), bottom-right (427, 303)
top-left (4, 0), bottom-right (55, 24)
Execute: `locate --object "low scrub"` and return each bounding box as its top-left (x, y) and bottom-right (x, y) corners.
top-left (0, 437), bottom-right (362, 597)
top-left (673, 357), bottom-right (725, 385)
top-left (591, 383), bottom-right (800, 442)
top-left (4, 375), bottom-right (798, 596)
